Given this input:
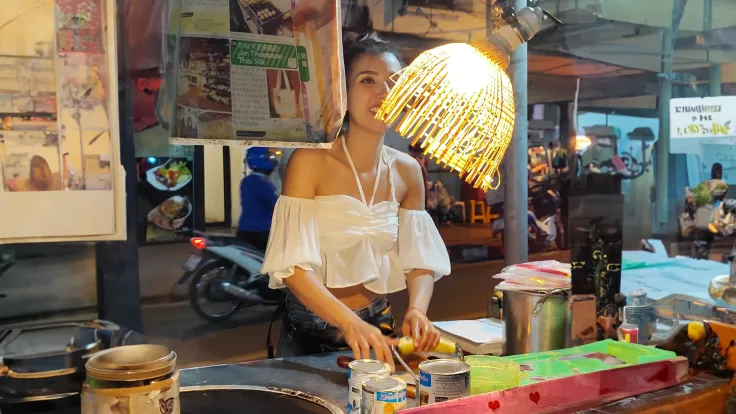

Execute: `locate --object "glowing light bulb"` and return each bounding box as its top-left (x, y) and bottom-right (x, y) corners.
top-left (443, 44), bottom-right (494, 96)
top-left (575, 136), bottom-right (592, 152)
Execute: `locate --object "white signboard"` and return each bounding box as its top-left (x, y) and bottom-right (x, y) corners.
top-left (670, 96), bottom-right (736, 155)
top-left (0, 0), bottom-right (125, 243)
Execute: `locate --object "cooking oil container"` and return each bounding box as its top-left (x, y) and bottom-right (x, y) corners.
top-left (82, 344), bottom-right (179, 414)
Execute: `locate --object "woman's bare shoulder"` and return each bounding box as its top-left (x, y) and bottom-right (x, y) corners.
top-left (283, 148), bottom-right (329, 197)
top-left (385, 146), bottom-right (423, 181)
top-left (288, 148), bottom-right (328, 168)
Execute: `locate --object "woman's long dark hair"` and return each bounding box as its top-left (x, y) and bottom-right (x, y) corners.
top-left (342, 32), bottom-right (403, 77)
top-left (29, 155), bottom-right (52, 191)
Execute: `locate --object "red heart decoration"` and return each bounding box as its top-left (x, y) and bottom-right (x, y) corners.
top-left (488, 400), bottom-right (501, 411)
top-left (529, 391), bottom-right (541, 404)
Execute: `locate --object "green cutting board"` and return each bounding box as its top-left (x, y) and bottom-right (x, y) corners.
top-left (503, 340), bottom-right (676, 385)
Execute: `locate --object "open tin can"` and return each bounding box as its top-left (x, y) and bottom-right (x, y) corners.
top-left (361, 376), bottom-right (407, 413)
top-left (81, 344), bottom-right (179, 414)
top-left (418, 359), bottom-right (470, 405)
top-left (347, 359), bottom-right (390, 413)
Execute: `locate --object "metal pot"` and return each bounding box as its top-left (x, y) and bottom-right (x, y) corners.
top-left (0, 322), bottom-right (101, 402)
top-left (501, 288), bottom-right (571, 355)
top-left (0, 392), bottom-right (81, 414)
top-left (0, 368), bottom-right (84, 401)
top-left (82, 345), bottom-right (180, 414)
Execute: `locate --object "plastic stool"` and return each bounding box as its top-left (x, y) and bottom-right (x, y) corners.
top-left (454, 201), bottom-right (466, 222)
top-left (470, 200), bottom-right (488, 224)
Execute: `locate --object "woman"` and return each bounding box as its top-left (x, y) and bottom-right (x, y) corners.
top-left (262, 33), bottom-right (451, 370)
top-left (28, 156), bottom-right (53, 191)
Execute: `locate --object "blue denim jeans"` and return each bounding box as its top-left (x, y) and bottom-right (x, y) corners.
top-left (277, 293), bottom-right (395, 357)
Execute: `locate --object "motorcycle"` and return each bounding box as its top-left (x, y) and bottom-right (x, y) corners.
top-left (679, 181), bottom-right (733, 260)
top-left (492, 208), bottom-right (558, 251)
top-left (176, 231), bottom-right (285, 322)
top-left (492, 187), bottom-right (561, 252)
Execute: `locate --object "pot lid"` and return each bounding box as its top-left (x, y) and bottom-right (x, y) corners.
top-left (85, 344), bottom-right (176, 381)
top-left (0, 323), bottom-right (100, 372)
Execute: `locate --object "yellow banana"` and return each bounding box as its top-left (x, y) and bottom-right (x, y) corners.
top-left (397, 336), bottom-right (458, 357)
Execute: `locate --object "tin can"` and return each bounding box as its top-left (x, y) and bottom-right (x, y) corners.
top-left (418, 359), bottom-right (470, 405)
top-left (361, 376), bottom-right (407, 414)
top-left (347, 359), bottom-right (390, 413)
top-left (82, 344), bottom-right (179, 414)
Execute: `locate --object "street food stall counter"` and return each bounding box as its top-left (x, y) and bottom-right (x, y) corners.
top-left (176, 351), bottom-right (731, 414)
top-left (178, 352), bottom-right (371, 413)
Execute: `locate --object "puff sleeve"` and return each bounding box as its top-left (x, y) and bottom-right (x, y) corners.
top-left (261, 196), bottom-right (321, 289)
top-left (397, 208), bottom-right (451, 280)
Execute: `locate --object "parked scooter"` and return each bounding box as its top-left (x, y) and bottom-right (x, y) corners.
top-left (679, 168), bottom-right (731, 260)
top-left (493, 209), bottom-right (558, 251)
top-left (492, 188), bottom-right (561, 252)
top-left (176, 231), bottom-right (284, 322)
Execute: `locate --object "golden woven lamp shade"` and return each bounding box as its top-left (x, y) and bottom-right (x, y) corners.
top-left (377, 41), bottom-right (514, 191)
top-left (376, 6), bottom-right (550, 191)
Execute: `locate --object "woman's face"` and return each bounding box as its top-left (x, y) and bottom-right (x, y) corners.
top-left (347, 51), bottom-right (402, 136)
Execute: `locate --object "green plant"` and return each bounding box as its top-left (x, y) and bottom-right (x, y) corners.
top-left (692, 183), bottom-right (713, 207)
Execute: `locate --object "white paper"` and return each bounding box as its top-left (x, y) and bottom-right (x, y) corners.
top-left (433, 319), bottom-right (504, 345)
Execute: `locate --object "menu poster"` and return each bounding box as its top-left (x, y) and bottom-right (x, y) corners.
top-left (167, 0), bottom-right (345, 148)
top-left (0, 0), bottom-right (125, 243)
top-left (136, 157), bottom-right (194, 242)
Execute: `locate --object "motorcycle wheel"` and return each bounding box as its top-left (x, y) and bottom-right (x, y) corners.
top-left (188, 259), bottom-right (248, 322)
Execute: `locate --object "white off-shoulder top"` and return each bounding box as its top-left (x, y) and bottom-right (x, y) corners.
top-left (261, 137), bottom-right (451, 294)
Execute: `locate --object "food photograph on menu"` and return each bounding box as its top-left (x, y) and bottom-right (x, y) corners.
top-left (177, 37), bottom-right (232, 113)
top-left (137, 157), bottom-right (195, 242)
top-left (229, 0), bottom-right (295, 37)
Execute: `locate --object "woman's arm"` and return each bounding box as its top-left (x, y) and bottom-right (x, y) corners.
top-left (397, 153), bottom-right (442, 352)
top-left (280, 150), bottom-right (396, 368)
top-left (404, 270), bottom-right (437, 351)
top-left (283, 270), bottom-right (394, 369)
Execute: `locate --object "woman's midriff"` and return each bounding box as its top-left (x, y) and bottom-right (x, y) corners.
top-left (328, 284), bottom-right (381, 310)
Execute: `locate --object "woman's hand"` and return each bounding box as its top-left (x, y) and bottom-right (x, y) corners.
top-left (343, 317), bottom-right (396, 372)
top-left (402, 307), bottom-right (440, 353)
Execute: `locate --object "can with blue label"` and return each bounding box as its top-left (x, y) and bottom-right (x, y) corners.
top-left (348, 359), bottom-right (391, 413)
top-left (361, 376), bottom-right (407, 414)
top-left (418, 359), bottom-right (470, 405)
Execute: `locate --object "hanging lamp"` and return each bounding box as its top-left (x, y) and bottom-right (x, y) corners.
top-left (376, 6), bottom-right (560, 191)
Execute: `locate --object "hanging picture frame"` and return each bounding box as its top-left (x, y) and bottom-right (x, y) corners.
top-left (0, 0), bottom-right (125, 243)
top-left (164, 0), bottom-right (345, 148)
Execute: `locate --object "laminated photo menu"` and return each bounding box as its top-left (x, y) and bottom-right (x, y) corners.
top-left (0, 0), bottom-right (125, 242)
top-left (167, 0), bottom-right (346, 147)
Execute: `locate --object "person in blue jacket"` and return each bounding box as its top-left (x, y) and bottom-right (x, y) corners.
top-left (237, 147), bottom-right (279, 250)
